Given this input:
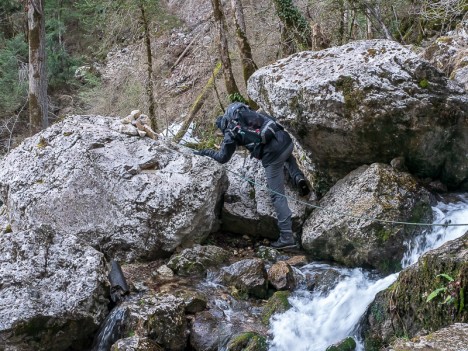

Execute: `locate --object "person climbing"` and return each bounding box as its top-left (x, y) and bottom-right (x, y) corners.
top-left (194, 102), bottom-right (310, 248)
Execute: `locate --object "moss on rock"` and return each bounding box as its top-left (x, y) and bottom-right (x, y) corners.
top-left (261, 290), bottom-right (291, 325)
top-left (226, 331), bottom-right (267, 351)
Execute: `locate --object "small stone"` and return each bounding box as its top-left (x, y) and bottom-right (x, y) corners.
top-left (157, 265), bottom-right (174, 277)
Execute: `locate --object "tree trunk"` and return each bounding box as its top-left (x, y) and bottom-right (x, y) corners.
top-left (139, 2), bottom-right (158, 132)
top-left (338, 0), bottom-right (346, 45)
top-left (173, 61), bottom-right (222, 143)
top-left (28, 0), bottom-right (48, 135)
top-left (364, 2), bottom-right (394, 40)
top-left (366, 8), bottom-right (373, 39)
top-left (211, 0), bottom-right (240, 97)
top-left (230, 0), bottom-right (257, 87)
top-left (272, 0), bottom-right (312, 51)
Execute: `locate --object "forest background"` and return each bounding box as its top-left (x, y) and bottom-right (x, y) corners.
top-left (0, 0), bottom-right (466, 156)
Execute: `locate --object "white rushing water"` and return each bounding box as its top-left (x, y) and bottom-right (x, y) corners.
top-left (268, 194), bottom-right (468, 351)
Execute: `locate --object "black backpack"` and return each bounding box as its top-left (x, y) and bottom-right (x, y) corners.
top-left (220, 103), bottom-right (283, 145)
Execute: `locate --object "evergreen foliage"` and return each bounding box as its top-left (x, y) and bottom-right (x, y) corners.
top-left (0, 34), bottom-right (28, 117)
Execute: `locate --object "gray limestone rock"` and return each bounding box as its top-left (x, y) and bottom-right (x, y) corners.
top-left (0, 226), bottom-right (108, 351)
top-left (0, 115), bottom-right (227, 262)
top-left (167, 245), bottom-right (230, 276)
top-left (220, 258), bottom-right (268, 298)
top-left (248, 39), bottom-right (468, 190)
top-left (302, 163), bottom-right (434, 272)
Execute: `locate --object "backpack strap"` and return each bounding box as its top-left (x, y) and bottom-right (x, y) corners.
top-left (260, 120), bottom-right (278, 144)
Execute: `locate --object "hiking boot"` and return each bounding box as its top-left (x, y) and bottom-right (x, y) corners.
top-left (297, 178), bottom-right (310, 197)
top-left (271, 232), bottom-right (297, 249)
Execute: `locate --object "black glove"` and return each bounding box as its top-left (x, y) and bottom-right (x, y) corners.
top-left (193, 150), bottom-right (205, 156)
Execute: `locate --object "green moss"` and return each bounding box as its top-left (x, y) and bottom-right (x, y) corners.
top-left (5, 223), bottom-right (12, 233)
top-left (261, 291), bottom-right (291, 325)
top-left (230, 285), bottom-right (249, 300)
top-left (419, 79), bottom-right (429, 89)
top-left (335, 76), bottom-right (365, 112)
top-left (63, 131), bottom-right (73, 136)
top-left (37, 136), bottom-right (49, 148)
top-left (459, 287), bottom-right (465, 313)
top-left (367, 48), bottom-right (378, 57)
top-left (326, 337), bottom-right (356, 351)
top-left (436, 36), bottom-right (453, 44)
top-left (364, 336), bottom-right (384, 351)
top-left (377, 259), bottom-right (402, 275)
top-left (376, 226), bottom-right (392, 243)
top-left (409, 201), bottom-right (431, 224)
top-left (227, 332), bottom-right (267, 351)
top-left (248, 189), bottom-right (255, 199)
top-left (370, 304), bottom-right (384, 323)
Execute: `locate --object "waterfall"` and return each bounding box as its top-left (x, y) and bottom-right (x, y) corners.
top-left (268, 195), bottom-right (468, 351)
top-left (91, 305), bottom-right (127, 351)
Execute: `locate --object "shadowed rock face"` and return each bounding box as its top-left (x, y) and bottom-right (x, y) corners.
top-left (0, 115), bottom-right (227, 262)
top-left (222, 153), bottom-right (310, 239)
top-left (248, 39), bottom-right (468, 190)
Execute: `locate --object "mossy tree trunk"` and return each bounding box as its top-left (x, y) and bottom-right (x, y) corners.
top-left (211, 0), bottom-right (240, 97)
top-left (28, 0), bottom-right (48, 136)
top-left (139, 1), bottom-right (158, 132)
top-left (230, 0), bottom-right (257, 87)
top-left (272, 0), bottom-right (312, 51)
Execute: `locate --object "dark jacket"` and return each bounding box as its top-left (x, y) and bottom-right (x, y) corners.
top-left (199, 109), bottom-right (293, 166)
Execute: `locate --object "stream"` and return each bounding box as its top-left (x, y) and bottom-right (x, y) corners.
top-left (268, 194), bottom-right (468, 351)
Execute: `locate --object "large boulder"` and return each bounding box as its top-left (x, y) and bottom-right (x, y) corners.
top-left (362, 231), bottom-right (468, 349)
top-left (0, 115), bottom-right (227, 262)
top-left (0, 226), bottom-right (108, 351)
top-left (248, 39), bottom-right (468, 190)
top-left (222, 153), bottom-right (310, 238)
top-left (302, 163), bottom-right (434, 273)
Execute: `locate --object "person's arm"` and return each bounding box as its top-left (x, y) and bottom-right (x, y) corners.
top-left (196, 134), bottom-right (237, 164)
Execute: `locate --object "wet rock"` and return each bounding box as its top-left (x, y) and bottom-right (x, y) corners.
top-left (226, 331), bottom-right (268, 351)
top-left (0, 115), bottom-right (227, 262)
top-left (386, 323), bottom-right (468, 351)
top-left (326, 337), bottom-right (356, 351)
top-left (312, 268), bottom-right (343, 294)
top-left (124, 294), bottom-right (187, 351)
top-left (190, 311), bottom-right (220, 351)
top-left (261, 291), bottom-right (291, 325)
top-left (111, 336), bottom-right (163, 351)
top-left (0, 226), bottom-right (108, 351)
top-left (268, 261), bottom-right (296, 291)
top-left (248, 39), bottom-right (468, 190)
top-left (223, 154), bottom-right (309, 238)
top-left (220, 258), bottom-right (268, 299)
top-left (167, 245), bottom-right (230, 276)
top-left (363, 232), bottom-right (468, 347)
top-left (175, 290), bottom-right (207, 313)
top-left (302, 163), bottom-right (434, 273)
top-left (285, 255), bottom-right (308, 267)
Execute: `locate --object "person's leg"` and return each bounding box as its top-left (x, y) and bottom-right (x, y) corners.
top-left (264, 144), bottom-right (296, 247)
top-left (285, 152), bottom-right (310, 197)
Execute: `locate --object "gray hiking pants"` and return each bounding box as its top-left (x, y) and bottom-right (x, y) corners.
top-left (264, 143), bottom-right (304, 235)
